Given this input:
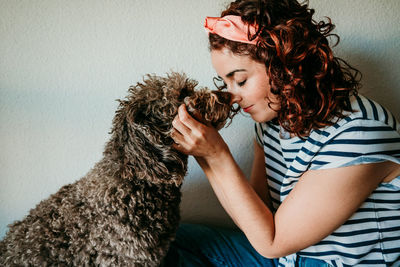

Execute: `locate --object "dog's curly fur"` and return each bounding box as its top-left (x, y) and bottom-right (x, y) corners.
top-left (0, 72), bottom-right (233, 266)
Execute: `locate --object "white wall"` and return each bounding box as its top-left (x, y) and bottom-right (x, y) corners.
top-left (1, 0), bottom-right (399, 238)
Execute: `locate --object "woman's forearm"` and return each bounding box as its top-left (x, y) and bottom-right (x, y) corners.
top-left (195, 152), bottom-right (276, 256)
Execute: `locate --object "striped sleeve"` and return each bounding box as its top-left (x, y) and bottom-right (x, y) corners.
top-left (309, 118), bottom-right (400, 170)
top-left (254, 122), bottom-right (263, 146)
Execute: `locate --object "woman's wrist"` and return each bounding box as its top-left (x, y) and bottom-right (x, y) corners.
top-left (197, 142), bottom-right (230, 164)
top-left (195, 146), bottom-right (234, 179)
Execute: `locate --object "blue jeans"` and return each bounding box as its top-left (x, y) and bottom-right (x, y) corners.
top-left (163, 223), bottom-right (331, 267)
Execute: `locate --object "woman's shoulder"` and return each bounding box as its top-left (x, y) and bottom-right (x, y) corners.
top-left (347, 94), bottom-right (399, 130)
top-left (311, 94), bottom-right (399, 142)
top-left (305, 94), bottom-right (400, 170)
top-left (255, 94), bottom-right (400, 148)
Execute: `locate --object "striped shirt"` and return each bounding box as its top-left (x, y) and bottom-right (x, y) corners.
top-left (255, 94), bottom-right (400, 266)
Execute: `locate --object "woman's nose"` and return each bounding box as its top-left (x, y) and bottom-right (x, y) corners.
top-left (226, 84), bottom-right (242, 104)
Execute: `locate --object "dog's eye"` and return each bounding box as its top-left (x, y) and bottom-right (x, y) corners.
top-left (178, 86), bottom-right (191, 101)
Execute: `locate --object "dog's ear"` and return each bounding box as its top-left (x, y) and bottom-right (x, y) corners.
top-left (108, 100), bottom-right (150, 179)
top-left (106, 99), bottom-right (135, 157)
top-left (106, 98), bottom-right (186, 185)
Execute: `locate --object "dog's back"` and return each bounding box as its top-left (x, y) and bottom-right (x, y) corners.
top-left (0, 181), bottom-right (84, 265)
top-left (0, 159), bottom-right (181, 266)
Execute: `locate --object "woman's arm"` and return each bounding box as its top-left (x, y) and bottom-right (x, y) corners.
top-left (194, 150), bottom-right (277, 254)
top-left (204, 154), bottom-right (398, 258)
top-left (172, 105), bottom-right (400, 258)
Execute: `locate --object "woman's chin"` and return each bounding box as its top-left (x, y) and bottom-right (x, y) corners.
top-left (250, 112), bottom-right (278, 123)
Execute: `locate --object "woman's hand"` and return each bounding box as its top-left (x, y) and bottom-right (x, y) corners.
top-left (171, 104), bottom-right (230, 161)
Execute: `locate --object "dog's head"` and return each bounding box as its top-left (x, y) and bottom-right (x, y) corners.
top-left (183, 89), bottom-right (233, 130)
top-left (107, 72), bottom-right (234, 186)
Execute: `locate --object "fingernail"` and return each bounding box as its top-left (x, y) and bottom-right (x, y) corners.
top-left (178, 105), bottom-right (185, 115)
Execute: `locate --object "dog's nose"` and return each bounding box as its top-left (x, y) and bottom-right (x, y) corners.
top-left (229, 92), bottom-right (242, 105)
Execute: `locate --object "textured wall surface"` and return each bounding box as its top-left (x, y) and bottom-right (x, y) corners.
top-left (1, 0), bottom-right (399, 238)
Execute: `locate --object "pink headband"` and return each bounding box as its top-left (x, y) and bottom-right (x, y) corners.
top-left (204, 15), bottom-right (259, 45)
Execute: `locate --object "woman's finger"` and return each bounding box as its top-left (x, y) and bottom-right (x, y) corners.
top-left (172, 114), bottom-right (191, 138)
top-left (176, 104), bottom-right (209, 139)
top-left (171, 128), bottom-right (183, 143)
top-left (177, 104), bottom-right (203, 130)
top-left (171, 129), bottom-right (191, 154)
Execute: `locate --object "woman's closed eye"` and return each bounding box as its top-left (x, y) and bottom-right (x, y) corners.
top-left (237, 79), bottom-right (247, 86)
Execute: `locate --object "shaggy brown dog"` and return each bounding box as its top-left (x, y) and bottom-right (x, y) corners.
top-left (0, 72), bottom-right (233, 266)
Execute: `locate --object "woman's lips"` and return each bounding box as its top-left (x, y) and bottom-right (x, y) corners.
top-left (243, 105), bottom-right (254, 113)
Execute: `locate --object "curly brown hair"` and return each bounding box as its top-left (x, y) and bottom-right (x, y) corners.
top-left (209, 0), bottom-right (361, 137)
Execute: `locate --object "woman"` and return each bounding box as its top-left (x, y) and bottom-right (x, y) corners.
top-left (167, 0), bottom-right (400, 266)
